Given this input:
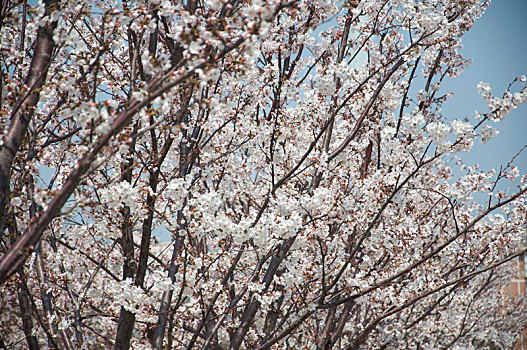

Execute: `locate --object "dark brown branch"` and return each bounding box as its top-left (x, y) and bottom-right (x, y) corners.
top-left (0, 0), bottom-right (59, 226)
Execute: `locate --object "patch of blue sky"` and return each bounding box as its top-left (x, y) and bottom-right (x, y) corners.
top-left (440, 0), bottom-right (527, 173)
top-left (436, 0), bottom-right (527, 207)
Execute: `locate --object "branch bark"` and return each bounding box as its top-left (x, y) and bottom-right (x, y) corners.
top-left (0, 0), bottom-right (59, 225)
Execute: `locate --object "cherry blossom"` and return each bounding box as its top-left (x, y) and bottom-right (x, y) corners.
top-left (0, 0), bottom-right (526, 349)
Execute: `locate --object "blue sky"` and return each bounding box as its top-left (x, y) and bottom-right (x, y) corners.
top-left (441, 0), bottom-right (527, 174)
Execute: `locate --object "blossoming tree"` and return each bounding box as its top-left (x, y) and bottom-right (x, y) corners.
top-left (1, 0), bottom-right (526, 348)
